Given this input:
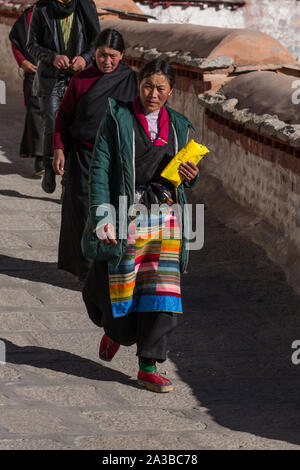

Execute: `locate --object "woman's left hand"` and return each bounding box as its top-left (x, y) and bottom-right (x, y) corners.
top-left (179, 161), bottom-right (199, 183)
top-left (53, 149), bottom-right (65, 175)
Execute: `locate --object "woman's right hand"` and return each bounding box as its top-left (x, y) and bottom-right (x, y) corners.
top-left (53, 149), bottom-right (65, 175)
top-left (21, 60), bottom-right (37, 74)
top-left (95, 223), bottom-right (117, 245)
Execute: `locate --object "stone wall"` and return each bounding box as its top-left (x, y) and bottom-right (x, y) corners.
top-left (244, 0), bottom-right (300, 60)
top-left (200, 110), bottom-right (300, 247)
top-left (0, 23), bottom-right (22, 94)
top-left (188, 106), bottom-right (300, 294)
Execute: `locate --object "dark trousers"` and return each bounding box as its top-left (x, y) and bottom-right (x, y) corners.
top-left (39, 75), bottom-right (71, 169)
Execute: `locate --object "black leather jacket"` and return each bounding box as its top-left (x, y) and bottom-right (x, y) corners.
top-left (27, 0), bottom-right (100, 96)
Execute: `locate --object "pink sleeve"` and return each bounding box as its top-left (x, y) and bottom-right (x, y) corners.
top-left (11, 43), bottom-right (26, 67)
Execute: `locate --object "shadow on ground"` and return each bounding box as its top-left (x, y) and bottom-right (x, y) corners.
top-left (0, 254), bottom-right (82, 292)
top-left (169, 210), bottom-right (300, 446)
top-left (1, 338), bottom-right (137, 388)
top-left (0, 148), bottom-right (38, 180)
top-left (0, 189), bottom-right (60, 204)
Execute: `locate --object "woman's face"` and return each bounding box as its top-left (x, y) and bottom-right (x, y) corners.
top-left (95, 46), bottom-right (123, 74)
top-left (139, 73), bottom-right (172, 113)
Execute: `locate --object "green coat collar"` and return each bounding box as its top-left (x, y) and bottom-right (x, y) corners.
top-left (108, 98), bottom-right (194, 134)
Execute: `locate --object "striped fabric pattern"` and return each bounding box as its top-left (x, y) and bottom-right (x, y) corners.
top-left (108, 211), bottom-right (182, 318)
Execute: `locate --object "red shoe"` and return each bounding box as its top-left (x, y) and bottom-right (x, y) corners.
top-left (137, 369), bottom-right (174, 393)
top-left (99, 334), bottom-right (120, 362)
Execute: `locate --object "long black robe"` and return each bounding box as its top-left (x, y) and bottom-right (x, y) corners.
top-left (9, 7), bottom-right (44, 158)
top-left (58, 63), bottom-right (137, 278)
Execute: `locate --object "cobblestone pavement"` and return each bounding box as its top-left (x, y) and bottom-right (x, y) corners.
top-left (0, 94), bottom-right (300, 450)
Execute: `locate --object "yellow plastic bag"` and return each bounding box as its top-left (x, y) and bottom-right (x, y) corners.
top-left (160, 139), bottom-right (210, 188)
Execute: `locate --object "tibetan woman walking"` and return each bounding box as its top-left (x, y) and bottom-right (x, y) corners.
top-left (9, 3), bottom-right (44, 176)
top-left (52, 29), bottom-right (137, 280)
top-left (82, 59), bottom-right (199, 393)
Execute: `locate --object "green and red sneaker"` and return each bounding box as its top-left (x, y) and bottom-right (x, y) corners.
top-left (137, 360), bottom-right (174, 393)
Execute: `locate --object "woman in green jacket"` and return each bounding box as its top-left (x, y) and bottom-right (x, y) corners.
top-left (82, 59), bottom-right (199, 393)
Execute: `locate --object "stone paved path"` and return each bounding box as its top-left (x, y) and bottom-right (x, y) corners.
top-left (0, 94), bottom-right (300, 450)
